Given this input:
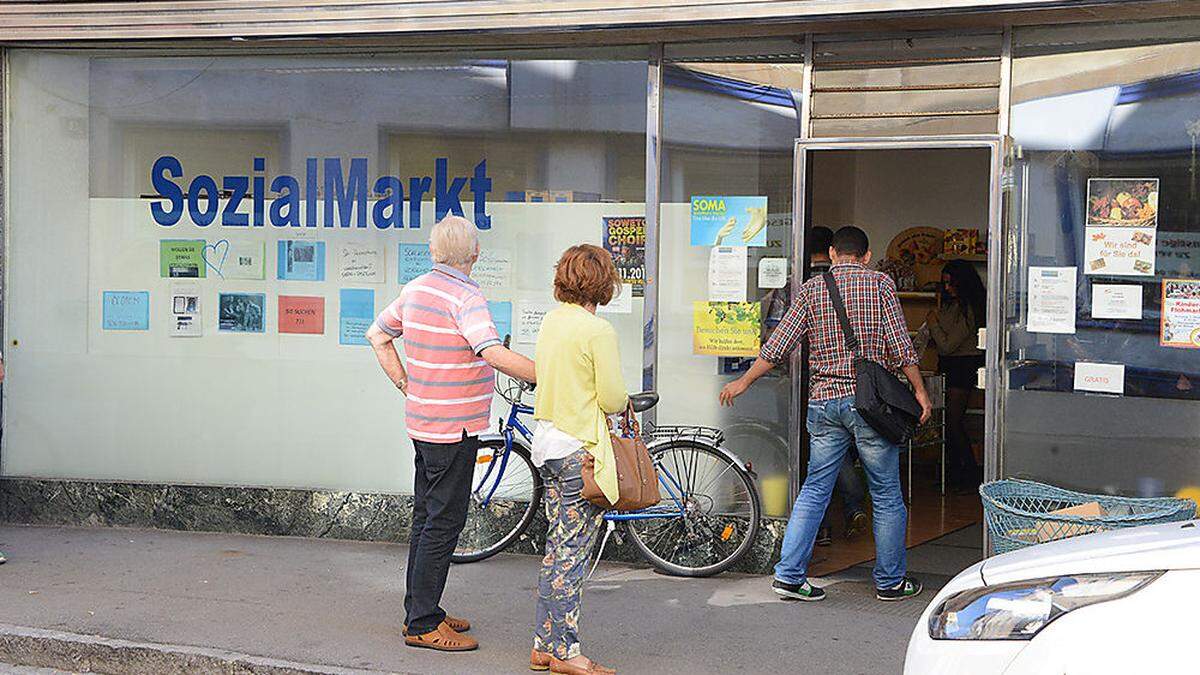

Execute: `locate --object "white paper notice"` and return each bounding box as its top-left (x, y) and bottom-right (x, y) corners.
top-left (1074, 362), bottom-right (1125, 394)
top-left (757, 257), bottom-right (787, 289)
top-left (1027, 266), bottom-right (1077, 334)
top-left (708, 246), bottom-right (748, 302)
top-left (169, 282), bottom-right (201, 337)
top-left (336, 243), bottom-right (383, 283)
top-left (474, 249), bottom-right (512, 289)
top-left (1092, 284), bottom-right (1143, 320)
top-left (598, 284), bottom-right (633, 315)
top-left (516, 301), bottom-right (556, 344)
top-left (225, 241), bottom-right (266, 280)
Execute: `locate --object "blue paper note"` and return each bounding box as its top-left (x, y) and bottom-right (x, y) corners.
top-left (398, 243), bottom-right (432, 285)
top-left (277, 240), bottom-right (326, 281)
top-left (102, 291), bottom-right (150, 330)
top-left (339, 288), bottom-right (375, 346)
top-left (488, 301), bottom-right (513, 343)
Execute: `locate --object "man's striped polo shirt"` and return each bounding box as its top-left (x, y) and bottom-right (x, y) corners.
top-left (374, 263), bottom-right (502, 443)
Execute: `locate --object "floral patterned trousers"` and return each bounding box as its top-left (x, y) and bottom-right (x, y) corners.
top-left (533, 449), bottom-right (605, 660)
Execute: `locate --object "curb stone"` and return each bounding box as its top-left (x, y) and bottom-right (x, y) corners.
top-left (0, 624), bottom-right (403, 675)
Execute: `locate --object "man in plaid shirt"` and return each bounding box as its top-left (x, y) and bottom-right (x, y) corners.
top-left (720, 226), bottom-right (932, 603)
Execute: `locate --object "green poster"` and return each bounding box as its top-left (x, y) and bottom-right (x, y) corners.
top-left (160, 240), bottom-right (206, 278)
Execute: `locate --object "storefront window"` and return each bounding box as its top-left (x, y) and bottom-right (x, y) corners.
top-left (657, 48), bottom-right (803, 516)
top-left (1006, 20), bottom-right (1200, 495)
top-left (3, 50), bottom-right (646, 491)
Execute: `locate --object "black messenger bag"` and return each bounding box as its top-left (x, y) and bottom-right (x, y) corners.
top-left (822, 272), bottom-right (923, 445)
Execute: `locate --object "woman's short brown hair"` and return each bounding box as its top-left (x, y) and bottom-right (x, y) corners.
top-left (553, 244), bottom-right (621, 307)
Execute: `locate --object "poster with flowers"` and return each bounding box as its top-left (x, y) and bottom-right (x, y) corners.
top-left (693, 301), bottom-right (761, 356)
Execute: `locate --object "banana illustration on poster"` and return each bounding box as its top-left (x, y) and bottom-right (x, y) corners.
top-left (690, 196), bottom-right (768, 247)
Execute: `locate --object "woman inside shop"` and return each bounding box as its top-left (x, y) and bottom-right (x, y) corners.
top-left (529, 244), bottom-right (627, 675)
top-left (926, 260), bottom-right (986, 493)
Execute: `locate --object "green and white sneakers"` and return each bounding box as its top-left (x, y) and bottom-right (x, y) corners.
top-left (876, 577), bottom-right (923, 601)
top-left (0, 551), bottom-right (7, 564)
top-left (772, 578), bottom-right (826, 601)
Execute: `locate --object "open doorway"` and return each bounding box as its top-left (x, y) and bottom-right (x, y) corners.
top-left (791, 140), bottom-right (1002, 577)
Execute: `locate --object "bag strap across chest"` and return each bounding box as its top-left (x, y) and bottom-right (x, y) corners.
top-left (822, 271), bottom-right (860, 355)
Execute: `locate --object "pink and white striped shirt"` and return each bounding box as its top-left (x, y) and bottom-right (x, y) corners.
top-left (374, 264), bottom-right (502, 443)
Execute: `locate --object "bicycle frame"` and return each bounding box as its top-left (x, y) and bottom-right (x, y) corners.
top-left (478, 399), bottom-right (689, 522)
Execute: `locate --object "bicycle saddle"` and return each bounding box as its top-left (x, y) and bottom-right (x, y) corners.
top-left (629, 391), bottom-right (659, 413)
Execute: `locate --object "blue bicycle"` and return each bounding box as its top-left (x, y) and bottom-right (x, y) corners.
top-left (452, 374), bottom-right (762, 577)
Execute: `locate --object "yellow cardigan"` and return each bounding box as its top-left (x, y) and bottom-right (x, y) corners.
top-left (533, 303), bottom-right (629, 504)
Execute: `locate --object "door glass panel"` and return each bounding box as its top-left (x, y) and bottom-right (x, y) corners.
top-left (657, 52), bottom-right (803, 517)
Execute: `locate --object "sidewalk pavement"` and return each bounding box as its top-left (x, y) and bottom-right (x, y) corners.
top-left (0, 524), bottom-right (980, 674)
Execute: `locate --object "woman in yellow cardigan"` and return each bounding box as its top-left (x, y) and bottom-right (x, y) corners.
top-left (529, 244), bottom-right (627, 675)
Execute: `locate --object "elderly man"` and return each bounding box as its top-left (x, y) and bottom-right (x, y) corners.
top-left (367, 215), bottom-right (534, 652)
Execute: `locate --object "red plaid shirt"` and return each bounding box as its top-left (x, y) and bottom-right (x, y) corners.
top-left (761, 262), bottom-right (918, 401)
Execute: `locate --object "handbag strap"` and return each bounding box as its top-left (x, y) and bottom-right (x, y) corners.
top-left (822, 272), bottom-right (860, 356)
top-left (613, 403), bottom-right (639, 438)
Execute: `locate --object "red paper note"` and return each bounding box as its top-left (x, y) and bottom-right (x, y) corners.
top-left (278, 295), bottom-right (325, 334)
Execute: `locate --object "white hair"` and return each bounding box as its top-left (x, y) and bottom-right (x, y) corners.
top-left (428, 215), bottom-right (479, 266)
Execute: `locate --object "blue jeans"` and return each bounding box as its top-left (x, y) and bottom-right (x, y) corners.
top-left (774, 396), bottom-right (908, 589)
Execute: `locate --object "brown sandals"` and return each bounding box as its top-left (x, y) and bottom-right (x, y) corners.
top-left (549, 656), bottom-right (616, 674)
top-left (403, 621), bottom-right (478, 652)
top-left (531, 649), bottom-right (553, 671)
top-left (403, 614), bottom-right (471, 635)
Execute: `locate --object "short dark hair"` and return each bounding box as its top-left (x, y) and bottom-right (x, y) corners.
top-left (831, 226), bottom-right (869, 258)
top-left (808, 226), bottom-right (834, 254)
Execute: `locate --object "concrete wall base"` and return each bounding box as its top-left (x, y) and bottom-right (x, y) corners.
top-left (0, 478), bottom-right (785, 575)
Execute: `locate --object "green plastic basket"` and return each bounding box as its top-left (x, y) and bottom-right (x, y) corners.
top-left (980, 479), bottom-right (1197, 554)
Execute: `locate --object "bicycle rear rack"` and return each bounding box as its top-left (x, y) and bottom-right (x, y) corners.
top-left (643, 424), bottom-right (725, 447)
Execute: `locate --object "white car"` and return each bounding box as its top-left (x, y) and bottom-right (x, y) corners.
top-left (905, 519), bottom-right (1199, 674)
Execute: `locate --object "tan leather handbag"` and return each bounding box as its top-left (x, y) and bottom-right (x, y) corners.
top-left (581, 406), bottom-right (661, 511)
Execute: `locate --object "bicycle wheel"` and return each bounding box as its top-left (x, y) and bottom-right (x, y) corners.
top-left (452, 438), bottom-right (543, 564)
top-left (625, 440), bottom-right (761, 577)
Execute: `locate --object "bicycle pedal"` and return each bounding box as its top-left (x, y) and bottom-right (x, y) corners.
top-left (612, 531), bottom-right (624, 546)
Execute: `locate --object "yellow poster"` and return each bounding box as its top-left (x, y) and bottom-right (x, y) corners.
top-left (693, 301), bottom-right (761, 356)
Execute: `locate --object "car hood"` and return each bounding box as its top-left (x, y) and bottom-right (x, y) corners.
top-left (982, 520), bottom-right (1200, 585)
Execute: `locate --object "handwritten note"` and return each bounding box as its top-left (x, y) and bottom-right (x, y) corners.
top-left (516, 301), bottom-right (556, 344)
top-left (398, 243), bottom-right (432, 285)
top-left (338, 243), bottom-right (384, 284)
top-left (278, 295), bottom-right (325, 335)
top-left (102, 291), bottom-right (150, 331)
top-left (339, 288), bottom-right (375, 346)
top-left (474, 248), bottom-right (513, 289)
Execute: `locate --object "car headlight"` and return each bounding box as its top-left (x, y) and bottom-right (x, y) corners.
top-left (929, 571), bottom-right (1162, 641)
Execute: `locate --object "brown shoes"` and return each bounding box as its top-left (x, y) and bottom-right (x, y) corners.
top-left (549, 657), bottom-right (616, 674)
top-left (403, 614), bottom-right (471, 635)
top-left (403, 621), bottom-right (478, 652)
top-left (530, 649), bottom-right (553, 671)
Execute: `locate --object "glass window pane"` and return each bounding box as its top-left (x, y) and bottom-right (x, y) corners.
top-left (1006, 21), bottom-right (1200, 496)
top-left (4, 51), bottom-right (646, 491)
